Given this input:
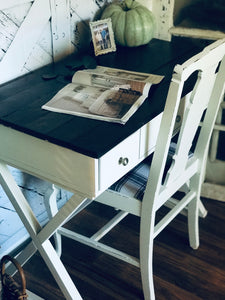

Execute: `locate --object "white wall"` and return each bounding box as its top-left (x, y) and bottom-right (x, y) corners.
top-left (0, 0), bottom-right (154, 85)
top-left (0, 0), bottom-right (107, 84)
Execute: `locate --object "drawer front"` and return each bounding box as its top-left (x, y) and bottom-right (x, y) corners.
top-left (0, 125), bottom-right (98, 198)
top-left (98, 131), bottom-right (140, 192)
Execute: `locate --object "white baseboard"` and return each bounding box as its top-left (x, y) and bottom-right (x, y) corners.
top-left (201, 182), bottom-right (225, 202)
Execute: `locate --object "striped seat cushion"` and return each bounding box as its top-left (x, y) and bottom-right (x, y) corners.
top-left (109, 143), bottom-right (179, 201)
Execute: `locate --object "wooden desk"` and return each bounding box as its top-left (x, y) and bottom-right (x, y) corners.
top-left (0, 37), bottom-right (205, 299)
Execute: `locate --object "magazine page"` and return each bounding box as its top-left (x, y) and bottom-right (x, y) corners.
top-left (41, 82), bottom-right (146, 124)
top-left (72, 66), bottom-right (163, 95)
top-left (42, 82), bottom-right (110, 117)
top-left (42, 66), bottom-right (164, 124)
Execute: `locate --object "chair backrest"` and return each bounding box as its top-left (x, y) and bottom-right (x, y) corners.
top-left (145, 38), bottom-right (225, 206)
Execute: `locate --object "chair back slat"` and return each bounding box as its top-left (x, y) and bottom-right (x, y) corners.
top-left (194, 51), bottom-right (225, 161)
top-left (145, 39), bottom-right (225, 201)
top-left (165, 66), bottom-right (218, 185)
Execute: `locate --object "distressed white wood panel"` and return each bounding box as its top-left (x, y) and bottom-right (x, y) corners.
top-left (137, 0), bottom-right (153, 10)
top-left (0, 11), bottom-right (18, 59)
top-left (152, 0), bottom-right (174, 41)
top-left (0, 0), bottom-right (51, 84)
top-left (0, 1), bottom-right (32, 11)
top-left (22, 21), bottom-right (53, 74)
top-left (37, 21), bottom-right (53, 55)
top-left (70, 0), bottom-right (104, 52)
top-left (22, 43), bottom-right (52, 75)
top-left (50, 0), bottom-right (72, 62)
top-left (1, 2), bottom-right (32, 27)
top-left (0, 2), bottom-right (32, 59)
top-left (71, 0), bottom-right (100, 20)
top-left (0, 0), bottom-right (110, 84)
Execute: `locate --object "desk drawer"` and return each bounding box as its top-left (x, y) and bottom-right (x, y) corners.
top-left (98, 131), bottom-right (140, 191)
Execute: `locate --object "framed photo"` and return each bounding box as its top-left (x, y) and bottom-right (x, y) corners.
top-left (90, 18), bottom-right (116, 56)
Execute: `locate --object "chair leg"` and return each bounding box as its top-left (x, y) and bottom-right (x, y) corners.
top-left (182, 182), bottom-right (207, 218)
top-left (188, 176), bottom-right (200, 249)
top-left (188, 197), bottom-right (199, 249)
top-left (140, 243), bottom-right (155, 300)
top-left (198, 198), bottom-right (208, 218)
top-left (140, 207), bottom-right (156, 300)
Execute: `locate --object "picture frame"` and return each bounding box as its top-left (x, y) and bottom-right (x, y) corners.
top-left (89, 18), bottom-right (116, 56)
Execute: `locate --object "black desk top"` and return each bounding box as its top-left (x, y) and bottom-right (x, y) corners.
top-left (0, 37), bottom-right (206, 158)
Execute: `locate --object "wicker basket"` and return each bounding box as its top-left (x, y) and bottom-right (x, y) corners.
top-left (1, 255), bottom-right (28, 300)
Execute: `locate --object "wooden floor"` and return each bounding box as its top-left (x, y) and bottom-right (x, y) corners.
top-left (18, 197), bottom-right (225, 300)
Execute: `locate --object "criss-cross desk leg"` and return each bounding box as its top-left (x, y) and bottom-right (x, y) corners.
top-left (0, 162), bottom-right (89, 300)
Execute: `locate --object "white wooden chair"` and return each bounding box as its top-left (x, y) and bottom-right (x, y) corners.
top-left (55, 39), bottom-right (225, 299)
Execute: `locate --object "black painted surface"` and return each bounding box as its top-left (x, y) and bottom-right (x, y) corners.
top-left (0, 37), bottom-right (206, 158)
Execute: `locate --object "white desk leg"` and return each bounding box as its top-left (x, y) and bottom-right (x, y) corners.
top-left (40, 240), bottom-right (82, 300)
top-left (0, 162), bottom-right (83, 300)
top-left (44, 184), bottom-right (62, 256)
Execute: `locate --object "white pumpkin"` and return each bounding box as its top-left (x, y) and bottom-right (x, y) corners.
top-left (101, 0), bottom-right (156, 47)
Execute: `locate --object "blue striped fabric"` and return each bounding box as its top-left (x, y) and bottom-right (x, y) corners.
top-left (110, 143), bottom-right (178, 201)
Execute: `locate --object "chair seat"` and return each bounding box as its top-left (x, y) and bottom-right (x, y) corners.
top-left (110, 143), bottom-right (178, 201)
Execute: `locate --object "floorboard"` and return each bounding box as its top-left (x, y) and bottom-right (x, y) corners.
top-left (14, 198), bottom-right (225, 300)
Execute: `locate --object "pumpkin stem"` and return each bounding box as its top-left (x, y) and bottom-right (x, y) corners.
top-left (123, 0), bottom-right (134, 10)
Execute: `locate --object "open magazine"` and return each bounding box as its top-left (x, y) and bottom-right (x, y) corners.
top-left (42, 66), bottom-right (164, 124)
